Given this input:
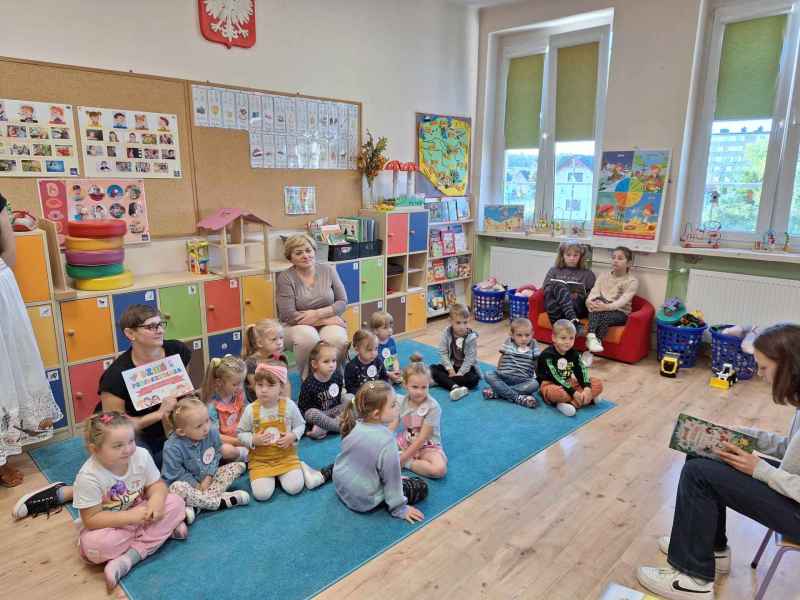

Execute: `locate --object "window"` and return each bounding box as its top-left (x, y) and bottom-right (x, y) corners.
top-left (684, 2), bottom-right (800, 242)
top-left (494, 21), bottom-right (611, 226)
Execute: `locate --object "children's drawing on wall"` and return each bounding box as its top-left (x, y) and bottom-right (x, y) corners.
top-left (284, 186), bottom-right (316, 215)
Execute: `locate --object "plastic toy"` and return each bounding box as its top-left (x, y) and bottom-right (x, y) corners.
top-left (65, 235), bottom-right (123, 251)
top-left (709, 362), bottom-right (737, 389)
top-left (680, 221), bottom-right (722, 249)
top-left (196, 208), bottom-right (271, 277)
top-left (66, 263), bottom-right (125, 279)
top-left (476, 276), bottom-right (504, 292)
top-left (65, 249), bottom-right (125, 266)
top-left (186, 239), bottom-right (210, 274)
top-left (660, 351), bottom-right (681, 378)
top-left (67, 219), bottom-right (127, 238)
top-left (72, 270), bottom-right (134, 291)
top-left (10, 210), bottom-right (37, 232)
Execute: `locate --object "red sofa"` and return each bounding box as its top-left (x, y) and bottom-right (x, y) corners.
top-left (529, 288), bottom-right (654, 364)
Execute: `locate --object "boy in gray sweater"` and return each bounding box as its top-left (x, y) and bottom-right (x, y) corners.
top-left (430, 304), bottom-right (480, 401)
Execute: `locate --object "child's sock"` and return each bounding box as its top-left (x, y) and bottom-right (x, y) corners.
top-left (557, 403), bottom-right (576, 417)
top-left (219, 490), bottom-right (250, 509)
top-left (307, 425), bottom-right (328, 440)
top-left (184, 506), bottom-right (197, 525)
top-left (104, 548), bottom-right (141, 590)
top-left (514, 395), bottom-right (538, 409)
top-left (300, 461), bottom-right (325, 490)
top-left (171, 522), bottom-right (189, 540)
top-left (237, 446), bottom-right (249, 461)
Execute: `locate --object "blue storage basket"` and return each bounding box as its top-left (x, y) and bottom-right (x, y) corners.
top-left (656, 321), bottom-right (707, 368)
top-left (507, 288), bottom-right (531, 321)
top-left (472, 285), bottom-right (506, 323)
top-left (710, 325), bottom-right (757, 380)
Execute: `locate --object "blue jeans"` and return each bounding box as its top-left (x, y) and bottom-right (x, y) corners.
top-left (485, 370), bottom-right (539, 401)
top-left (668, 457), bottom-right (800, 581)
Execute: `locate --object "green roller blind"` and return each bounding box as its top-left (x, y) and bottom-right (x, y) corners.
top-left (504, 54), bottom-right (544, 149)
top-left (715, 14), bottom-right (787, 120)
top-left (555, 42), bottom-right (599, 142)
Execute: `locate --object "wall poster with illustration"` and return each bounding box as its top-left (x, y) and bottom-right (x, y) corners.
top-left (415, 113), bottom-right (471, 197)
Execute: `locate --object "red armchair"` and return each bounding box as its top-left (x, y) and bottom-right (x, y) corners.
top-left (529, 288), bottom-right (654, 364)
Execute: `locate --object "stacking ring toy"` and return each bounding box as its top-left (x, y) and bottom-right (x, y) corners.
top-left (65, 236), bottom-right (124, 251)
top-left (65, 249), bottom-right (125, 266)
top-left (67, 263), bottom-right (124, 279)
top-left (72, 270), bottom-right (134, 291)
top-left (67, 219), bottom-right (127, 238)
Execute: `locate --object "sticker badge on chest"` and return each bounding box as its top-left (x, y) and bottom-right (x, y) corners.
top-left (367, 365), bottom-right (377, 378)
top-left (202, 447), bottom-right (215, 465)
top-left (557, 357), bottom-right (568, 371)
top-left (416, 405), bottom-right (429, 417)
top-left (381, 348), bottom-right (391, 358)
top-left (456, 337), bottom-right (464, 349)
top-left (328, 383), bottom-right (339, 397)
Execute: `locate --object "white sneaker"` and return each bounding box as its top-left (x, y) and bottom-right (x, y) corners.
top-left (637, 565), bottom-right (714, 600)
top-left (300, 461), bottom-right (325, 490)
top-left (658, 536), bottom-right (731, 574)
top-left (586, 333), bottom-right (604, 353)
top-left (557, 403), bottom-right (576, 417)
top-left (581, 350), bottom-right (594, 367)
top-left (184, 506), bottom-right (196, 525)
top-left (450, 386), bottom-right (469, 401)
top-left (220, 490), bottom-right (250, 508)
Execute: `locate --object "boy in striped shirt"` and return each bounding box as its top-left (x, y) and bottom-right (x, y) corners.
top-left (483, 318), bottom-right (539, 408)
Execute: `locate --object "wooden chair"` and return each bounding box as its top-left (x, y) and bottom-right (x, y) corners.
top-left (750, 528), bottom-right (800, 600)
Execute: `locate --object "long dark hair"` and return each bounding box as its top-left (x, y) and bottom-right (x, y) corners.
top-left (753, 323), bottom-right (800, 407)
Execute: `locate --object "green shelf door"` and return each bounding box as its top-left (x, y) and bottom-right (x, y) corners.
top-left (159, 284), bottom-right (203, 340)
top-left (360, 257), bottom-right (384, 303)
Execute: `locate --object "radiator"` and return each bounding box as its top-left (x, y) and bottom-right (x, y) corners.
top-left (686, 269), bottom-right (800, 326)
top-left (489, 247), bottom-right (555, 288)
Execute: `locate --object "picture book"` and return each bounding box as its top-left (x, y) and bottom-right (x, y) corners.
top-left (441, 231), bottom-right (456, 255)
top-left (599, 583), bottom-right (659, 600)
top-left (337, 217), bottom-right (360, 241)
top-left (426, 200), bottom-right (445, 223)
top-left (442, 282), bottom-right (457, 307)
top-left (445, 256), bottom-right (459, 279)
top-left (483, 204), bottom-right (524, 232)
top-left (549, 278), bottom-right (586, 296)
top-left (429, 229), bottom-right (443, 257)
top-left (427, 284), bottom-right (445, 313)
top-left (452, 224), bottom-right (467, 252)
top-left (457, 255), bottom-right (472, 278)
top-left (442, 198), bottom-right (457, 222)
top-left (455, 196), bottom-right (470, 220)
top-left (431, 259), bottom-right (446, 281)
top-left (122, 354), bottom-right (193, 411)
top-left (669, 413), bottom-right (757, 460)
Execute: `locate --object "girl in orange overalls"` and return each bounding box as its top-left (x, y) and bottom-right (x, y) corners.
top-left (236, 365), bottom-right (306, 501)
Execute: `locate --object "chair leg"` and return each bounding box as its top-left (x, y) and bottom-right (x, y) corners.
top-left (753, 547), bottom-right (786, 600)
top-left (751, 528), bottom-right (773, 569)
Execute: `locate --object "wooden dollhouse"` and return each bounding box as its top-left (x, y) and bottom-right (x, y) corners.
top-left (196, 208), bottom-right (271, 277)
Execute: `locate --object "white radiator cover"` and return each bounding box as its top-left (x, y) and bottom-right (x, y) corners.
top-left (489, 247), bottom-right (556, 288)
top-left (686, 269), bottom-right (800, 326)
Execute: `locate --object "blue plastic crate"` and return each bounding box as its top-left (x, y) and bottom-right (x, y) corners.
top-left (710, 325), bottom-right (757, 380)
top-left (657, 321), bottom-right (707, 368)
top-left (472, 285), bottom-right (506, 323)
top-left (507, 288), bottom-right (531, 321)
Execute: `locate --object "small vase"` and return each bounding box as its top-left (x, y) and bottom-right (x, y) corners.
top-left (362, 176), bottom-right (375, 209)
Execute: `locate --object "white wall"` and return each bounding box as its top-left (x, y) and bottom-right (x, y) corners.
top-left (0, 0), bottom-right (477, 199)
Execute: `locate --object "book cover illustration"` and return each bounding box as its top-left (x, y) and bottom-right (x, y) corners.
top-left (441, 231), bottom-right (456, 255)
top-left (123, 354), bottom-right (193, 411)
top-left (455, 196), bottom-right (470, 219)
top-left (427, 200), bottom-right (445, 223)
top-left (483, 204), bottom-right (524, 232)
top-left (442, 282), bottom-right (457, 307)
top-left (451, 224), bottom-right (467, 252)
top-left (427, 284), bottom-right (445, 312)
top-left (431, 259), bottom-right (446, 281)
top-left (457, 255), bottom-right (471, 278)
top-left (445, 256), bottom-right (459, 279)
top-left (669, 413), bottom-right (757, 460)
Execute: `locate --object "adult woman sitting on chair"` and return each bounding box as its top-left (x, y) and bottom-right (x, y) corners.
top-left (276, 233), bottom-right (348, 378)
top-left (637, 322), bottom-right (800, 600)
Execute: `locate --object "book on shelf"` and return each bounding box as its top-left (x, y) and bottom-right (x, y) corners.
top-left (426, 200), bottom-right (446, 223)
top-left (430, 259), bottom-right (446, 281)
top-left (455, 196), bottom-right (470, 220)
top-left (457, 255), bottom-right (472, 278)
top-left (451, 224), bottom-right (467, 252)
top-left (429, 229), bottom-right (443, 257)
top-left (447, 199), bottom-right (458, 222)
top-left (445, 256), bottom-right (459, 279)
top-left (669, 413), bottom-right (757, 460)
top-left (427, 284), bottom-right (445, 312)
top-left (441, 231), bottom-right (456, 255)
top-left (336, 218), bottom-right (360, 241)
top-left (442, 281), bottom-right (457, 307)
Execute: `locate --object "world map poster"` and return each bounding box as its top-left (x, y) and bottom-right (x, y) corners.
top-left (416, 113), bottom-right (471, 197)
top-left (593, 149), bottom-right (671, 251)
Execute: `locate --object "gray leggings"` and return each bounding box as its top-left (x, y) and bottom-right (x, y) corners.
top-left (304, 404), bottom-right (345, 432)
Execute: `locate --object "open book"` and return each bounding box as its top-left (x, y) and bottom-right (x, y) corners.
top-left (548, 278), bottom-right (586, 296)
top-left (669, 413), bottom-right (757, 460)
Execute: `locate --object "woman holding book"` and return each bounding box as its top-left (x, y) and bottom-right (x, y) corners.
top-left (637, 323), bottom-right (800, 600)
top-left (276, 233), bottom-right (348, 378)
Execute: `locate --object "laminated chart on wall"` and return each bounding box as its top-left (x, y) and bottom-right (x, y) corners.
top-left (192, 84), bottom-right (359, 170)
top-left (37, 178), bottom-right (150, 247)
top-left (593, 149), bottom-right (671, 252)
top-left (0, 98), bottom-right (80, 177)
top-left (415, 113), bottom-right (471, 197)
top-left (77, 107), bottom-right (183, 179)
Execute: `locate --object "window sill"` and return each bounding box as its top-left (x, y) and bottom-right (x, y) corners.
top-left (662, 244), bottom-right (800, 264)
top-left (476, 230), bottom-right (591, 243)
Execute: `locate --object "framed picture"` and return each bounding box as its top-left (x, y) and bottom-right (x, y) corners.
top-left (284, 185), bottom-right (316, 215)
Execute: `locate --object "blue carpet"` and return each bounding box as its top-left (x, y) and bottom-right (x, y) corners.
top-left (30, 340), bottom-right (615, 600)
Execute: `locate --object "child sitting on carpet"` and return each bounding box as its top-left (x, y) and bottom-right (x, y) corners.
top-left (345, 329), bottom-right (389, 394)
top-left (370, 310), bottom-right (402, 384)
top-left (483, 317), bottom-right (539, 408)
top-left (237, 364), bottom-right (326, 501)
top-left (242, 318), bottom-right (291, 401)
top-left (390, 354), bottom-right (447, 478)
top-left (298, 340), bottom-right (346, 440)
top-left (536, 319), bottom-right (603, 417)
top-left (430, 303), bottom-right (480, 401)
top-left (334, 381), bottom-right (427, 522)
top-left (201, 355), bottom-right (249, 450)
top-left (161, 396), bottom-right (250, 524)
top-left (72, 412), bottom-right (187, 591)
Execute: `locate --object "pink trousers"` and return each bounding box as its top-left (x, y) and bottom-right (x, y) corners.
top-left (79, 493), bottom-right (186, 564)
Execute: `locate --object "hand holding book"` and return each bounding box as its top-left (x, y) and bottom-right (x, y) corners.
top-left (716, 442), bottom-right (761, 476)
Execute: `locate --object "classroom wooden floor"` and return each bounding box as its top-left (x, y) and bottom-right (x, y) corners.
top-left (2, 318), bottom-right (798, 600)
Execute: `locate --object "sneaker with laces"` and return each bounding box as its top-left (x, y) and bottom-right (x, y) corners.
top-left (300, 461), bottom-right (325, 490)
top-left (220, 490), bottom-right (250, 508)
top-left (637, 565), bottom-right (714, 600)
top-left (556, 403), bottom-right (576, 417)
top-left (482, 388), bottom-right (496, 400)
top-left (450, 386), bottom-right (469, 401)
top-left (516, 395), bottom-right (538, 409)
top-left (586, 333), bottom-right (604, 353)
top-left (12, 482), bottom-right (65, 520)
top-left (658, 536), bottom-right (730, 574)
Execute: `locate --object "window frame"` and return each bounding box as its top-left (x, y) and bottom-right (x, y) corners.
top-left (683, 0), bottom-right (800, 242)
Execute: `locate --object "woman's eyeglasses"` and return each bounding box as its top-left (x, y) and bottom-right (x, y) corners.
top-left (138, 321), bottom-right (167, 332)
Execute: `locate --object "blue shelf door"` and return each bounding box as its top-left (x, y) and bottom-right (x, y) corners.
top-left (336, 261), bottom-right (360, 305)
top-left (409, 211), bottom-right (429, 253)
top-left (112, 289), bottom-right (158, 352)
top-left (209, 330), bottom-right (242, 359)
top-left (46, 369), bottom-right (68, 430)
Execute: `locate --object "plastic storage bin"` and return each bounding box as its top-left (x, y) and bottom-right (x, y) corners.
top-left (657, 321), bottom-right (707, 368)
top-left (507, 288), bottom-right (530, 321)
top-left (710, 325), bottom-right (757, 380)
top-left (472, 285), bottom-right (506, 323)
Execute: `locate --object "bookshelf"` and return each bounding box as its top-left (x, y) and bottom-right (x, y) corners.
top-left (425, 195), bottom-right (475, 319)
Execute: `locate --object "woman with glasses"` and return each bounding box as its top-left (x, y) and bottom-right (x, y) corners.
top-left (0, 192), bottom-right (63, 487)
